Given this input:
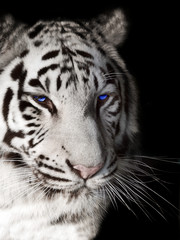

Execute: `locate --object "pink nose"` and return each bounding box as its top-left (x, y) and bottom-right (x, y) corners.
top-left (73, 163), bottom-right (103, 179)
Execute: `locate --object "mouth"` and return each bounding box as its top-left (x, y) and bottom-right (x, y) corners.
top-left (30, 161), bottom-right (118, 199)
top-left (39, 183), bottom-right (93, 201)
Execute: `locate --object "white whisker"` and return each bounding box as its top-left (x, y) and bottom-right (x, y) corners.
top-left (103, 72), bottom-right (128, 78)
top-left (104, 183), bottom-right (118, 209)
top-left (107, 152), bottom-right (179, 220)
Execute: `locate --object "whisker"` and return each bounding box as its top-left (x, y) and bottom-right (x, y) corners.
top-left (0, 170), bottom-right (34, 183)
top-left (104, 183), bottom-right (118, 209)
top-left (114, 180), bottom-right (150, 218)
top-left (103, 72), bottom-right (128, 78)
top-left (115, 157), bottom-right (179, 220)
top-left (36, 184), bottom-right (49, 202)
top-left (89, 187), bottom-right (109, 215)
top-left (113, 174), bottom-right (165, 220)
top-left (118, 157), bottom-right (177, 190)
top-left (120, 154), bottom-right (180, 164)
top-left (2, 181), bottom-right (41, 208)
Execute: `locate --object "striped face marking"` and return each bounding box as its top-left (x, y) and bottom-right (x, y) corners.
top-left (1, 42), bottom-right (124, 180)
top-left (0, 15), bottom-right (136, 200)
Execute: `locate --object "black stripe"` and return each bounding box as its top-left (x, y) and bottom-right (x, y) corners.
top-left (22, 114), bottom-right (36, 120)
top-left (3, 88), bottom-right (13, 121)
top-left (11, 62), bottom-right (24, 81)
top-left (108, 103), bottom-right (121, 116)
top-left (76, 49), bottom-right (94, 59)
top-left (93, 74), bottom-right (99, 90)
top-left (19, 100), bottom-right (38, 112)
top-left (74, 31), bottom-right (87, 40)
top-left (27, 123), bottom-right (41, 127)
top-left (3, 129), bottom-right (24, 147)
top-left (62, 45), bottom-right (76, 57)
top-left (2, 88), bottom-right (25, 147)
top-left (37, 162), bottom-right (65, 173)
top-left (29, 79), bottom-right (46, 91)
top-left (20, 49), bottom-right (29, 58)
top-left (27, 130), bottom-right (36, 135)
top-left (66, 75), bottom-right (77, 89)
top-left (45, 78), bottom-right (50, 92)
top-left (11, 62), bottom-right (27, 99)
top-left (56, 75), bottom-right (62, 91)
top-left (97, 46), bottom-right (106, 56)
top-left (36, 127), bottom-right (43, 136)
top-left (29, 138), bottom-right (44, 148)
top-left (37, 170), bottom-right (71, 182)
top-left (37, 130), bottom-right (48, 140)
top-left (61, 66), bottom-right (72, 74)
top-left (86, 61), bottom-right (95, 67)
top-left (4, 152), bottom-right (23, 167)
top-left (34, 41), bottom-right (42, 47)
top-left (106, 95), bottom-right (119, 108)
top-left (83, 77), bottom-right (88, 84)
top-left (28, 24), bottom-right (45, 39)
top-left (42, 50), bottom-right (60, 60)
top-left (38, 64), bottom-right (59, 77)
top-left (76, 62), bottom-right (90, 76)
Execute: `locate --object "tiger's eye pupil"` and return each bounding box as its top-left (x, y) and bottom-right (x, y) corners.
top-left (98, 94), bottom-right (108, 100)
top-left (34, 96), bottom-right (46, 102)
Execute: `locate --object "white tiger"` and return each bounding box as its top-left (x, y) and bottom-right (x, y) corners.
top-left (0, 9), bottom-right (139, 239)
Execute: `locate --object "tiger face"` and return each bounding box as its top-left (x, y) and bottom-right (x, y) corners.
top-left (0, 11), bottom-right (138, 201)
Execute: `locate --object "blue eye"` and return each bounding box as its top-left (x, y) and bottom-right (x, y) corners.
top-left (34, 96), bottom-right (47, 102)
top-left (98, 94), bottom-right (108, 100)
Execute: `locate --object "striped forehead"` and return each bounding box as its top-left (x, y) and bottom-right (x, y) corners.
top-left (27, 21), bottom-right (88, 47)
top-left (20, 31), bottom-right (108, 93)
top-left (9, 20), bottom-right (119, 99)
top-left (18, 42), bottom-right (105, 98)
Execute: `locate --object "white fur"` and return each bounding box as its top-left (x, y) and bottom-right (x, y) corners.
top-left (0, 9), bottom-right (139, 239)
top-left (0, 162), bottom-right (106, 239)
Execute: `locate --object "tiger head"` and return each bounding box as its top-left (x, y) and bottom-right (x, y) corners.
top-left (0, 10), bottom-right (138, 199)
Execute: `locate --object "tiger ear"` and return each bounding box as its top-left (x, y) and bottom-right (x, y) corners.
top-left (0, 15), bottom-right (16, 52)
top-left (89, 9), bottom-right (128, 46)
top-left (0, 15), bottom-right (26, 68)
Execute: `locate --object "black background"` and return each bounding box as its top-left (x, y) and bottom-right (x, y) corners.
top-left (1, 1), bottom-right (180, 239)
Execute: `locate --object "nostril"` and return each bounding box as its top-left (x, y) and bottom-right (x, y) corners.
top-left (73, 163), bottom-right (103, 179)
